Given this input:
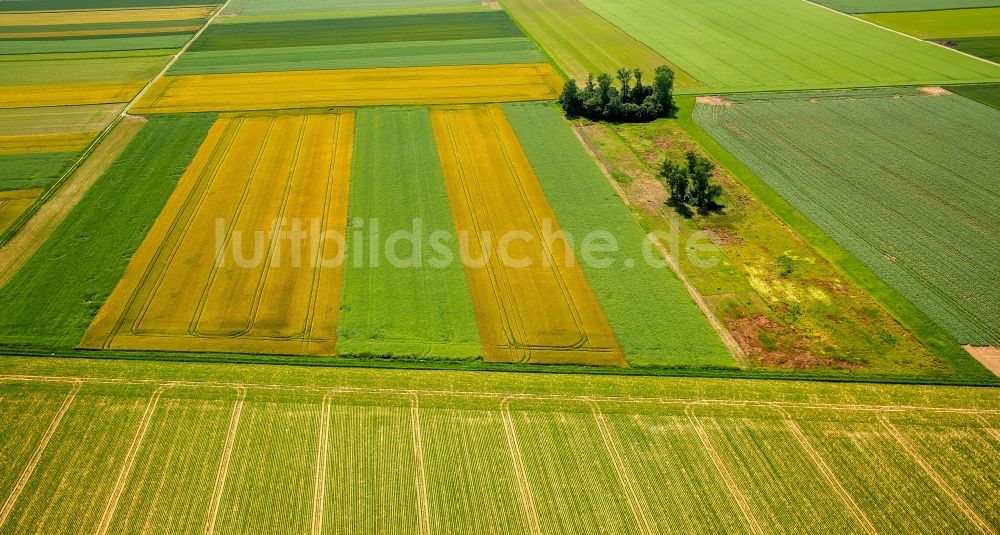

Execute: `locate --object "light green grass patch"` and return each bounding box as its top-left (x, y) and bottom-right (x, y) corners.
top-left (695, 89), bottom-right (1000, 346)
top-left (0, 104), bottom-right (123, 136)
top-left (860, 7), bottom-right (1000, 38)
top-left (501, 0), bottom-right (701, 87)
top-left (503, 102), bottom-right (733, 368)
top-left (0, 151), bottom-right (77, 190)
top-left (810, 0), bottom-right (1000, 13)
top-left (0, 34), bottom-right (190, 56)
top-left (578, 0), bottom-right (1000, 92)
top-left (0, 114), bottom-right (215, 348)
top-left (337, 107), bottom-right (481, 360)
top-left (170, 37), bottom-right (544, 74)
top-left (0, 55), bottom-right (168, 85)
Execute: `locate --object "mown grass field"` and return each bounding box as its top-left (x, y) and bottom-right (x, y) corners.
top-left (811, 0), bottom-right (1000, 12)
top-left (695, 89), bottom-right (1000, 347)
top-left (337, 107), bottom-right (481, 360)
top-left (500, 0), bottom-right (701, 87)
top-left (577, 0), bottom-right (1000, 92)
top-left (860, 7), bottom-right (1000, 38)
top-left (0, 356), bottom-right (996, 534)
top-left (0, 114), bottom-right (215, 348)
top-left (505, 103), bottom-right (732, 368)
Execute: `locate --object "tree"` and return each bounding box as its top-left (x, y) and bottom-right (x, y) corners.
top-left (596, 72), bottom-right (614, 106)
top-left (659, 159), bottom-right (689, 205)
top-left (652, 66), bottom-right (676, 117)
top-left (658, 151), bottom-right (723, 215)
top-left (559, 79), bottom-right (582, 116)
top-left (616, 68), bottom-right (632, 99)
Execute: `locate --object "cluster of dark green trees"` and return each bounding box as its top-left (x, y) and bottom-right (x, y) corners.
top-left (559, 66), bottom-right (676, 122)
top-left (659, 151), bottom-right (723, 214)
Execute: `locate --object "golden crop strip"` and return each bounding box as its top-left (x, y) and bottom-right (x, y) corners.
top-left (431, 105), bottom-right (625, 366)
top-left (0, 132), bottom-right (95, 154)
top-left (130, 64), bottom-right (564, 113)
top-left (0, 7), bottom-right (213, 26)
top-left (0, 82), bottom-right (145, 108)
top-left (0, 188), bottom-right (43, 235)
top-left (80, 111), bottom-right (355, 356)
top-left (0, 25), bottom-right (201, 39)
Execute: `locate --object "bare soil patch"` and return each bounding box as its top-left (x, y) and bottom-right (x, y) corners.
top-left (964, 346), bottom-right (1000, 377)
top-left (696, 96), bottom-right (732, 107)
top-left (919, 86), bottom-right (951, 96)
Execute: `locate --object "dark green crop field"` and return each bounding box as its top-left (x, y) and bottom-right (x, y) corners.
top-left (188, 11), bottom-right (523, 52)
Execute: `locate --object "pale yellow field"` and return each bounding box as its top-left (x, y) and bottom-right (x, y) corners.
top-left (0, 189), bottom-right (43, 235)
top-left (81, 112), bottom-right (354, 356)
top-left (130, 64), bottom-right (564, 113)
top-left (0, 82), bottom-right (145, 108)
top-left (0, 25), bottom-right (201, 39)
top-left (0, 6), bottom-right (213, 26)
top-left (432, 105), bottom-right (625, 366)
top-left (0, 132), bottom-right (95, 154)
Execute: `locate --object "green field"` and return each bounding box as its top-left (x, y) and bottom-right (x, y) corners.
top-left (0, 355), bottom-right (996, 534)
top-left (0, 0), bottom-right (219, 10)
top-left (504, 103), bottom-right (732, 368)
top-left (0, 104), bottom-right (123, 136)
top-left (337, 107), bottom-right (481, 360)
top-left (500, 0), bottom-right (701, 87)
top-left (188, 12), bottom-right (524, 52)
top-left (948, 82), bottom-right (1000, 107)
top-left (810, 0), bottom-right (1000, 12)
top-left (0, 152), bottom-right (76, 190)
top-left (946, 35), bottom-right (1000, 62)
top-left (224, 0), bottom-right (478, 16)
top-left (0, 35), bottom-right (190, 56)
top-left (170, 37), bottom-right (544, 74)
top-left (860, 7), bottom-right (1000, 38)
top-left (0, 55), bottom-right (167, 85)
top-left (576, 0), bottom-right (1000, 92)
top-left (695, 89), bottom-right (1000, 347)
top-left (0, 114), bottom-right (214, 348)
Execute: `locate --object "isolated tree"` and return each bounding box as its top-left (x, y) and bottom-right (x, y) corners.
top-left (659, 159), bottom-right (690, 205)
top-left (652, 65), bottom-right (676, 117)
top-left (558, 66), bottom-right (675, 123)
top-left (659, 151), bottom-right (723, 214)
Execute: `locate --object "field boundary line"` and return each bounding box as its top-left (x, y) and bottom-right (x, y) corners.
top-left (3, 374), bottom-right (1000, 416)
top-left (0, 379), bottom-right (81, 528)
top-left (94, 385), bottom-right (167, 535)
top-left (409, 394), bottom-right (432, 535)
top-left (586, 399), bottom-right (654, 535)
top-left (878, 413), bottom-right (995, 534)
top-left (311, 391), bottom-right (333, 535)
top-left (782, 417), bottom-right (878, 535)
top-left (684, 405), bottom-right (765, 535)
top-left (570, 127), bottom-right (747, 366)
top-left (500, 397), bottom-right (542, 535)
top-left (801, 0), bottom-right (1000, 68)
top-left (204, 387), bottom-right (245, 535)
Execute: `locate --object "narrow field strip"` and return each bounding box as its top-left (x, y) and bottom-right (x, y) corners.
top-left (0, 132), bottom-right (94, 154)
top-left (0, 7), bottom-right (215, 26)
top-left (499, 399), bottom-right (543, 535)
top-left (130, 63), bottom-right (563, 113)
top-left (0, 119), bottom-right (142, 287)
top-left (587, 401), bottom-right (653, 535)
top-left (336, 107), bottom-right (481, 360)
top-left (431, 105), bottom-right (625, 366)
top-left (0, 104), bottom-right (123, 137)
top-left (411, 395), bottom-right (432, 535)
top-left (859, 7), bottom-right (1000, 39)
top-left (204, 388), bottom-right (245, 535)
top-left (0, 81), bottom-right (146, 108)
top-left (0, 24), bottom-right (200, 39)
top-left (310, 392), bottom-right (333, 535)
top-left (81, 111), bottom-right (354, 356)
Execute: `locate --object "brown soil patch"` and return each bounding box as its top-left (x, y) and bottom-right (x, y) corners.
top-left (964, 346), bottom-right (1000, 377)
top-left (481, 0), bottom-right (501, 8)
top-left (728, 315), bottom-right (859, 370)
top-left (696, 96), bottom-right (732, 107)
top-left (919, 86), bottom-right (951, 96)
top-left (629, 177), bottom-right (666, 214)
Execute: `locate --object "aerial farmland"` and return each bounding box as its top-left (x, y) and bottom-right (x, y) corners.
top-left (0, 0), bottom-right (997, 532)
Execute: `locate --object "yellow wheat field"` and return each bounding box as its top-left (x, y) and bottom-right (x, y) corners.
top-left (0, 132), bottom-right (95, 154)
top-left (0, 189), bottom-right (43, 235)
top-left (130, 64), bottom-right (564, 113)
top-left (0, 82), bottom-right (145, 108)
top-left (432, 105), bottom-right (625, 366)
top-left (0, 6), bottom-right (213, 26)
top-left (81, 111), bottom-right (355, 356)
top-left (0, 25), bottom-right (201, 39)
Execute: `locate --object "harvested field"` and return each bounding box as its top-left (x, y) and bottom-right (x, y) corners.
top-left (81, 112), bottom-right (355, 356)
top-left (337, 107), bottom-right (481, 360)
top-left (0, 189), bottom-right (42, 235)
top-left (0, 114), bottom-right (216, 348)
top-left (503, 103), bottom-right (733, 368)
top-left (189, 11), bottom-right (523, 52)
top-left (0, 7), bottom-right (214, 26)
top-left (810, 0), bottom-right (1000, 13)
top-left (0, 132), bottom-right (94, 154)
top-left (578, 0), bottom-right (1000, 92)
top-left (0, 119), bottom-right (144, 287)
top-left (431, 105), bottom-right (625, 366)
top-left (695, 88), bottom-right (1000, 346)
top-left (0, 82), bottom-right (145, 108)
top-left (501, 0), bottom-right (701, 87)
top-left (860, 7), bottom-right (1000, 38)
top-left (130, 63), bottom-right (563, 113)
top-left (169, 37), bottom-right (544, 75)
